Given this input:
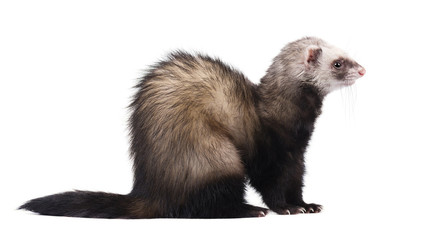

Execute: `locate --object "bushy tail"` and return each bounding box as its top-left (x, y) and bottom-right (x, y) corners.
top-left (19, 191), bottom-right (156, 219)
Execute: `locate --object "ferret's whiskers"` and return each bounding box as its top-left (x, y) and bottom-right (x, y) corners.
top-left (347, 82), bottom-right (357, 122)
top-left (340, 79), bottom-right (356, 123)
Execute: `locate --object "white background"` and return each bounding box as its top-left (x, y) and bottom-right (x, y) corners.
top-left (1, 0), bottom-right (422, 239)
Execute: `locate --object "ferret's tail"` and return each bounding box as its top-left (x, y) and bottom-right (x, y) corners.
top-left (19, 191), bottom-right (157, 219)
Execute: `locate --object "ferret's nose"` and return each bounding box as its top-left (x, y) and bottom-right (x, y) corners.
top-left (358, 67), bottom-right (366, 76)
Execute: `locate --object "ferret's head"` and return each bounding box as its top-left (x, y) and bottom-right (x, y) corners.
top-left (276, 37), bottom-right (365, 95)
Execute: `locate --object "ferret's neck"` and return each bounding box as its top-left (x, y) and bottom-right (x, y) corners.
top-left (258, 74), bottom-right (299, 102)
top-left (256, 73), bottom-right (324, 125)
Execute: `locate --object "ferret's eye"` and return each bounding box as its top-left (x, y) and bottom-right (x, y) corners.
top-left (334, 62), bottom-right (342, 69)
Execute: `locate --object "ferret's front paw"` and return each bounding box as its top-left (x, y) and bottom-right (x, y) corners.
top-left (303, 203), bottom-right (323, 213)
top-left (273, 203), bottom-right (323, 215)
top-left (273, 205), bottom-right (307, 215)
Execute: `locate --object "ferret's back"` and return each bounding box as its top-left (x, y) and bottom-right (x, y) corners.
top-left (129, 52), bottom-right (259, 200)
top-left (134, 52), bottom-right (258, 143)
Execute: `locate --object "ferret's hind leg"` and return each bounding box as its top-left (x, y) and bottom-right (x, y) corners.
top-left (179, 176), bottom-right (268, 218)
top-left (176, 135), bottom-right (268, 218)
top-left (241, 204), bottom-right (269, 217)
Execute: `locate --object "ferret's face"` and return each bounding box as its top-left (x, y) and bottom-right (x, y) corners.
top-left (304, 45), bottom-right (365, 94)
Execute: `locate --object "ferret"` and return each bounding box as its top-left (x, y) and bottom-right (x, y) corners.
top-left (19, 37), bottom-right (365, 218)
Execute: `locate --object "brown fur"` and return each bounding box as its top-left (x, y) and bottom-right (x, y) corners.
top-left (128, 52), bottom-right (260, 215)
top-left (133, 56), bottom-right (256, 170)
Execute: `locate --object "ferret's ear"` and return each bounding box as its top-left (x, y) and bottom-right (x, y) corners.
top-left (304, 45), bottom-right (322, 66)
